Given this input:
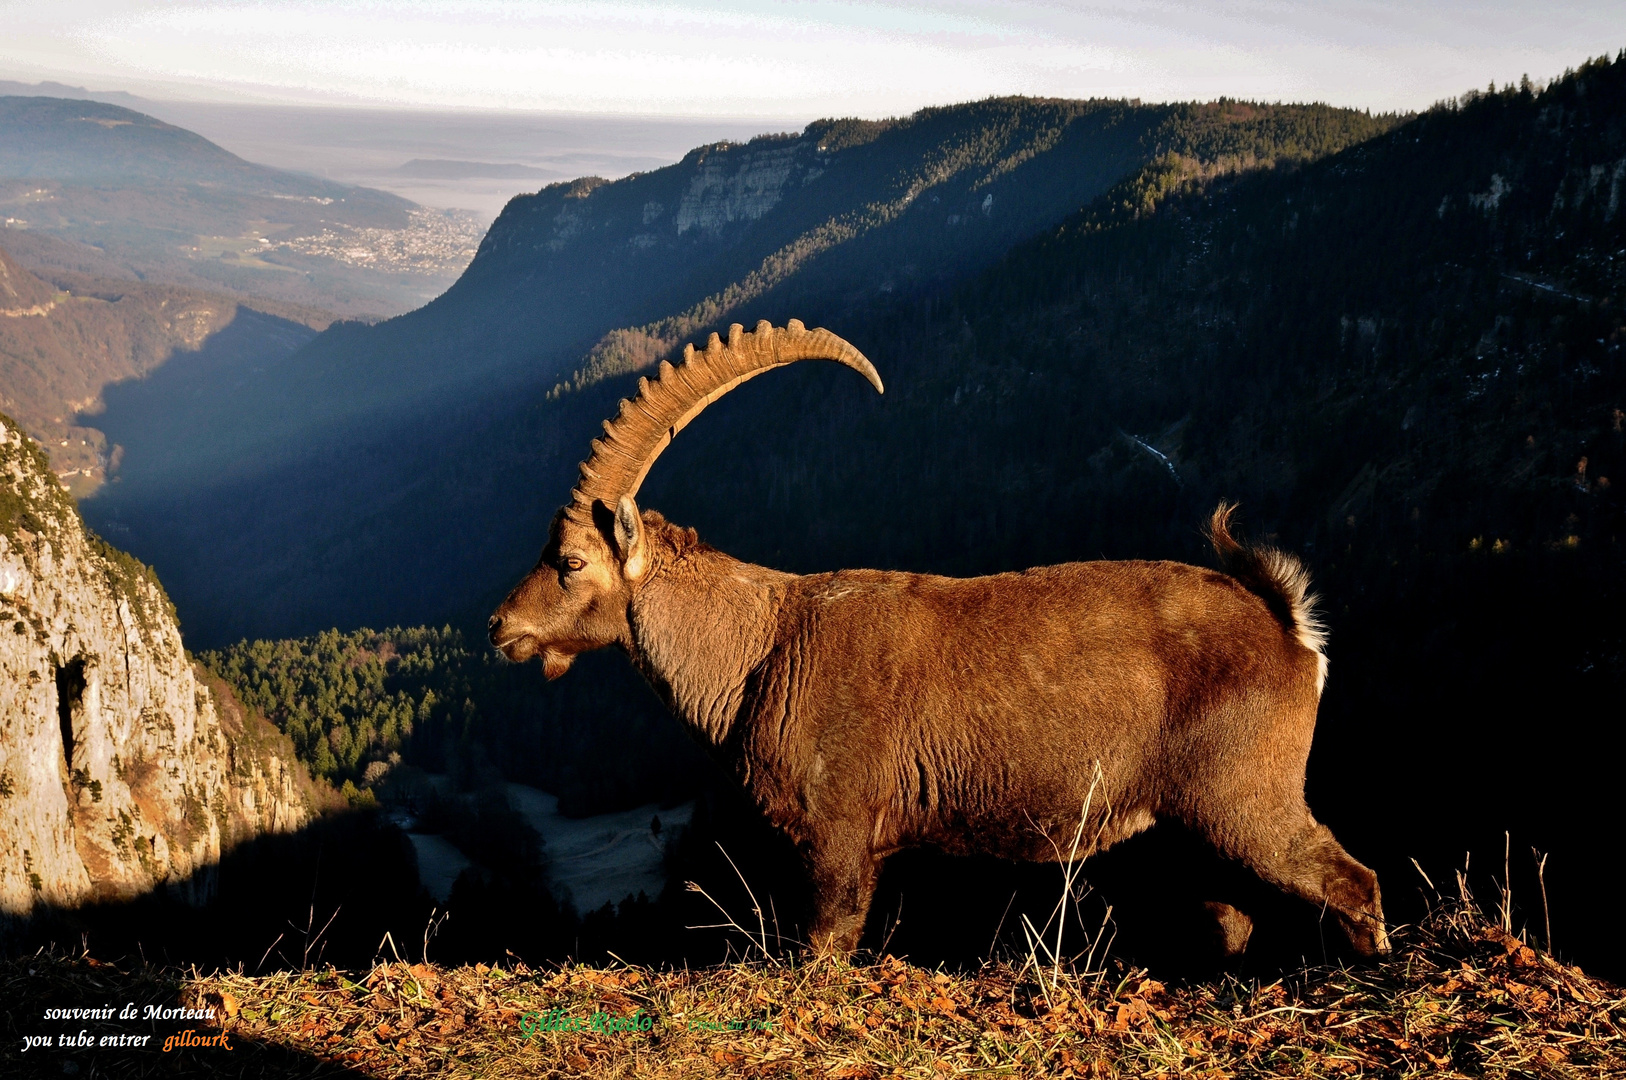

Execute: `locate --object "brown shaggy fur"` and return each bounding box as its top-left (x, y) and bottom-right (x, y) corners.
top-left (491, 500), bottom-right (1387, 959)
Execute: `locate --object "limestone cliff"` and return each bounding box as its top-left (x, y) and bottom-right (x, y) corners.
top-left (0, 411), bottom-right (309, 914)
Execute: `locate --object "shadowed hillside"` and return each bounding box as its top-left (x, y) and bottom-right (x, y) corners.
top-left (81, 96), bottom-right (1396, 643)
top-left (0, 242), bottom-right (323, 495)
top-left (98, 97), bottom-right (1392, 476)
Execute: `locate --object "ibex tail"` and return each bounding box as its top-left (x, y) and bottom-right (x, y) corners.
top-left (1207, 502), bottom-right (1329, 692)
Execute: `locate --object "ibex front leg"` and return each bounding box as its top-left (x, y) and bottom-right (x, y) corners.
top-left (802, 825), bottom-right (882, 957)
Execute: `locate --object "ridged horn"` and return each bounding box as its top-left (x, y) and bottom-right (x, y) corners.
top-left (564, 320), bottom-right (882, 525)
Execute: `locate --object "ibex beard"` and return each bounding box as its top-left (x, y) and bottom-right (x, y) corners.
top-left (490, 319), bottom-right (1388, 960)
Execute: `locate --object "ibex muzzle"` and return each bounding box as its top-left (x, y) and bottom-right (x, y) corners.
top-left (491, 319), bottom-right (1386, 958)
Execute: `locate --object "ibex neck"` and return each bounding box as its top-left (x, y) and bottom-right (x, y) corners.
top-left (625, 549), bottom-right (788, 748)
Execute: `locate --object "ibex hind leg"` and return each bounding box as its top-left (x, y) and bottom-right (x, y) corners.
top-left (1228, 812), bottom-right (1390, 958)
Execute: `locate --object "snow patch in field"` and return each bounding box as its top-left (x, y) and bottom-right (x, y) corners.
top-left (407, 832), bottom-right (472, 904)
top-left (502, 783), bottom-right (693, 914)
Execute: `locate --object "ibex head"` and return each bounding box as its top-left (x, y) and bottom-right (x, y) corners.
top-left (488, 319), bottom-right (883, 679)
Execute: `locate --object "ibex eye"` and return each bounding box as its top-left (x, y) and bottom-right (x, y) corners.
top-left (564, 556), bottom-right (586, 572)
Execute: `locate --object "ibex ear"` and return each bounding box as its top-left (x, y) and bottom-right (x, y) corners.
top-left (613, 495), bottom-right (647, 580)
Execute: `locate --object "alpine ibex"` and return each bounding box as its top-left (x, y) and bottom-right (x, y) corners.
top-left (490, 320), bottom-right (1387, 958)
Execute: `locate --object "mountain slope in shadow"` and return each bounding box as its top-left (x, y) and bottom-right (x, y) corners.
top-left (81, 97), bottom-right (1396, 643)
top-left (0, 242), bottom-right (324, 494)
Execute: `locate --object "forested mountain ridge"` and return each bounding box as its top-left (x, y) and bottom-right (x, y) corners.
top-left (651, 62), bottom-right (1625, 579)
top-left (82, 96), bottom-right (1396, 644)
top-left (145, 96), bottom-right (1394, 459)
top-left (543, 97), bottom-right (1397, 396)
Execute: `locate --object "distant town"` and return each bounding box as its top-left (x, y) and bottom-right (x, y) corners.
top-left (273, 207), bottom-right (484, 276)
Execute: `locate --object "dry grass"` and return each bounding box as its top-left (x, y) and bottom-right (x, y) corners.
top-left (4, 894), bottom-right (1622, 1079)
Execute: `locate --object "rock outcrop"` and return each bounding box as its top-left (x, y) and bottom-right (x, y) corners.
top-left (0, 412), bottom-right (309, 914)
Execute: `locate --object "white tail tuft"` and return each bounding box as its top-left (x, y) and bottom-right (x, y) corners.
top-left (1208, 503), bottom-right (1329, 693)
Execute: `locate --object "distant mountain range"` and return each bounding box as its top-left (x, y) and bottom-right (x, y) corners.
top-left (2, 93), bottom-right (357, 187)
top-left (394, 159), bottom-right (553, 179)
top-left (78, 96), bottom-right (1395, 636)
top-left (0, 78), bottom-right (146, 107)
top-left (0, 95), bottom-right (481, 317)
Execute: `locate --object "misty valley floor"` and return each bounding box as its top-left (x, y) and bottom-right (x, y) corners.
top-left (4, 900), bottom-right (1622, 1079)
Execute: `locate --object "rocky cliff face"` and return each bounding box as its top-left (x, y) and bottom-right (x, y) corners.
top-left (0, 411), bottom-right (308, 914)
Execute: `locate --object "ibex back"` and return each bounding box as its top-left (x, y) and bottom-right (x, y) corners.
top-left (490, 320), bottom-right (1387, 958)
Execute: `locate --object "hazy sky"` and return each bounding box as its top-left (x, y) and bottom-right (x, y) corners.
top-left (1, 1), bottom-right (1619, 117)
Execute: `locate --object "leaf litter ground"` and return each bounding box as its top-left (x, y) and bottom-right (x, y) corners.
top-left (3, 898), bottom-right (1621, 1078)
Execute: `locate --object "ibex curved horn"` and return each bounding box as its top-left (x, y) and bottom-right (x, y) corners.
top-left (565, 319), bottom-right (883, 525)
